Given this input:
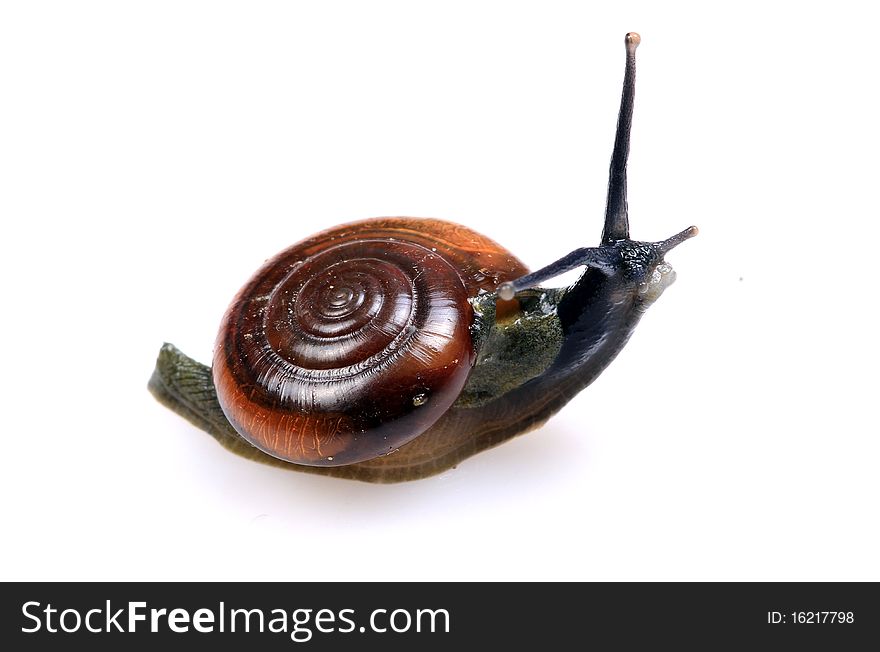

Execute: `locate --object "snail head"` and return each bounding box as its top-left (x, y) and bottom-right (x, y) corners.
top-left (497, 33), bottom-right (697, 304)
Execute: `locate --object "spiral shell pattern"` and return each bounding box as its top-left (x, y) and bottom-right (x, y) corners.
top-left (212, 217), bottom-right (528, 466)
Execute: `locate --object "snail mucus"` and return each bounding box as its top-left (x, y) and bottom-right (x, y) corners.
top-left (149, 33), bottom-right (697, 482)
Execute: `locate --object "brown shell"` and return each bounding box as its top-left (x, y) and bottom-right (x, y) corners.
top-left (212, 217), bottom-right (528, 466)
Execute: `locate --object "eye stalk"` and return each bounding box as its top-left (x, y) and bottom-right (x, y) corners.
top-left (603, 31), bottom-right (640, 244)
top-left (496, 32), bottom-right (697, 303)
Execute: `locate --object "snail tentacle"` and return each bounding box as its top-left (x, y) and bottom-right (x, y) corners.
top-left (496, 247), bottom-right (615, 300)
top-left (602, 32), bottom-right (640, 244)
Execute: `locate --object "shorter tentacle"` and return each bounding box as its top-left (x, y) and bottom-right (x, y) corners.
top-left (656, 225), bottom-right (699, 254)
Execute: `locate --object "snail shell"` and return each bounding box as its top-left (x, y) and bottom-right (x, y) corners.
top-left (212, 218), bottom-right (527, 466)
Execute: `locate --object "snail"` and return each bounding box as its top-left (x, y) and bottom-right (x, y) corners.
top-left (149, 32), bottom-right (697, 482)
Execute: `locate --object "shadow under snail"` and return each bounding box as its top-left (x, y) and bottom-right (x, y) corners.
top-left (149, 33), bottom-right (697, 483)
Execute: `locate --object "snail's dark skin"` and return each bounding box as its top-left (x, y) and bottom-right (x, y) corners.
top-left (149, 33), bottom-right (697, 482)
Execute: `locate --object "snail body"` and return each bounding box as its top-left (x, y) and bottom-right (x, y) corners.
top-left (149, 33), bottom-right (697, 482)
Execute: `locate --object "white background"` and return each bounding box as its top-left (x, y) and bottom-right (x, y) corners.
top-left (2, 1), bottom-right (878, 581)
